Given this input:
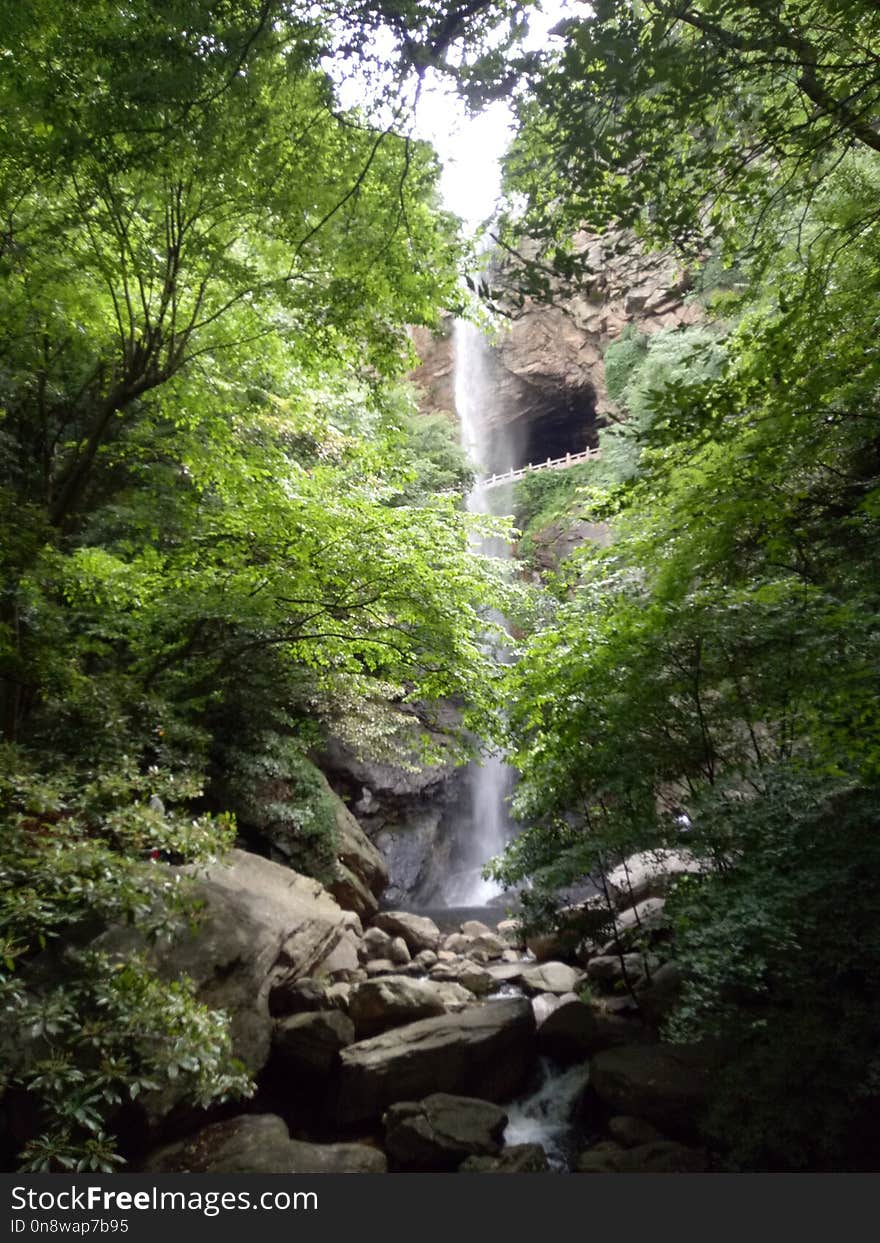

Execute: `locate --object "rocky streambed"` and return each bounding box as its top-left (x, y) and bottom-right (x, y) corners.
top-left (99, 846), bottom-right (720, 1175)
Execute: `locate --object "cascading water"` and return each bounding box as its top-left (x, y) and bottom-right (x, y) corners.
top-left (441, 319), bottom-right (520, 907)
top-left (503, 1058), bottom-right (593, 1171)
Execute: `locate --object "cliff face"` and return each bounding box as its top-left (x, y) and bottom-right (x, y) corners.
top-left (409, 230), bottom-right (701, 466)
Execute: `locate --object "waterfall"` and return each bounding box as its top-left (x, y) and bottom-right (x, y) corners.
top-left (503, 1059), bottom-right (592, 1170)
top-left (442, 319), bottom-right (519, 907)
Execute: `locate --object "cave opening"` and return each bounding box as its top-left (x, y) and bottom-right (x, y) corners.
top-left (520, 389), bottom-right (599, 467)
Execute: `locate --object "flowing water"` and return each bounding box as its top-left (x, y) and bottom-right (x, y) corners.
top-left (503, 1058), bottom-right (593, 1171)
top-left (441, 319), bottom-right (520, 907)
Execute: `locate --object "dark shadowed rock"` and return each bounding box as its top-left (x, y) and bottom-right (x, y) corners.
top-left (589, 1044), bottom-right (719, 1140)
top-left (143, 1114), bottom-right (386, 1173)
top-left (330, 998), bottom-right (536, 1127)
top-left (272, 1010), bottom-right (355, 1076)
top-left (459, 1144), bottom-right (550, 1173)
top-left (537, 999), bottom-right (640, 1063)
top-left (575, 1138), bottom-right (709, 1173)
top-left (383, 1093), bottom-right (508, 1170)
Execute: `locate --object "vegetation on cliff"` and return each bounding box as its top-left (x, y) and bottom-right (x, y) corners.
top-left (493, 0), bottom-right (880, 1168)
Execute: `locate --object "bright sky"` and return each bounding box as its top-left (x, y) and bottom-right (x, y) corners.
top-left (415, 1), bottom-right (577, 228)
top-left (329, 2), bottom-right (581, 229)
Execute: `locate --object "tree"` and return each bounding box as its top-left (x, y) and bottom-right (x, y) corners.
top-left (497, 0), bottom-right (880, 283)
top-left (0, 0), bottom-right (516, 1168)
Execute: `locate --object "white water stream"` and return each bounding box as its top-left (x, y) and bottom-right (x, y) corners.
top-left (440, 319), bottom-right (520, 907)
top-left (504, 1058), bottom-right (592, 1170)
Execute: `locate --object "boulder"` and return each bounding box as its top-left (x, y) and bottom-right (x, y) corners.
top-left (460, 920), bottom-right (493, 938)
top-left (330, 998), bottom-right (536, 1127)
top-left (496, 919), bottom-right (525, 950)
top-left (330, 786), bottom-right (389, 897)
top-left (360, 926), bottom-right (393, 960)
top-left (388, 936), bottom-right (412, 965)
top-left (272, 1010), bottom-right (355, 1076)
top-left (348, 976), bottom-right (472, 1038)
top-left (429, 959), bottom-right (494, 996)
top-left (485, 962), bottom-right (526, 986)
top-left (607, 851), bottom-right (706, 910)
top-left (635, 960), bottom-right (684, 1025)
top-left (443, 933), bottom-right (474, 955)
top-left (526, 897), bottom-right (617, 962)
top-left (101, 850), bottom-right (347, 1081)
top-left (144, 1115), bottom-right (386, 1174)
top-left (608, 1115), bottom-right (666, 1148)
top-left (383, 1093), bottom-right (508, 1170)
top-left (589, 1044), bottom-right (718, 1140)
top-left (372, 911), bottom-right (442, 955)
top-left (585, 953), bottom-right (653, 989)
top-left (269, 976), bottom-right (332, 1018)
top-left (413, 949), bottom-right (438, 970)
top-left (315, 930), bottom-right (361, 980)
top-left (531, 992), bottom-right (565, 1027)
top-left (470, 933), bottom-right (508, 961)
top-left (575, 1139), bottom-right (708, 1173)
top-left (601, 898), bottom-right (669, 953)
top-left (459, 1144), bottom-right (550, 1173)
top-left (537, 1000), bottom-right (640, 1063)
top-left (519, 962), bottom-right (584, 996)
top-left (328, 862), bottom-right (379, 922)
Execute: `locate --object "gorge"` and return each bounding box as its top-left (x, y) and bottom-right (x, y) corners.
top-left (3, 0), bottom-right (880, 1180)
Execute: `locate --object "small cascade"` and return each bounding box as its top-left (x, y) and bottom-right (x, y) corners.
top-left (441, 319), bottom-right (520, 907)
top-left (503, 1058), bottom-right (592, 1171)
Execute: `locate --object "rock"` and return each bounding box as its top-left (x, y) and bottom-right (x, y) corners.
top-left (272, 1010), bottom-right (355, 1076)
top-left (502, 950), bottom-right (521, 963)
top-left (459, 1144), bottom-right (550, 1173)
top-left (443, 933), bottom-right (474, 955)
top-left (532, 992), bottom-right (565, 1027)
top-left (315, 930), bottom-right (361, 980)
top-left (519, 962), bottom-right (584, 996)
top-left (496, 919), bottom-right (525, 949)
top-left (360, 927), bottom-right (393, 961)
top-left (635, 960), bottom-right (684, 1025)
top-left (325, 982), bottom-right (352, 1011)
top-left (575, 1139), bottom-right (709, 1173)
top-left (269, 976), bottom-right (331, 1018)
top-left (413, 949), bottom-right (438, 970)
top-left (601, 898), bottom-right (669, 953)
top-left (585, 953), bottom-right (652, 988)
top-left (365, 958), bottom-right (404, 977)
top-left (608, 1115), bottom-right (666, 1148)
top-left (526, 898), bottom-right (616, 962)
top-left (372, 911), bottom-right (442, 955)
top-left (383, 1093), bottom-right (508, 1171)
top-left (537, 1000), bottom-right (639, 1063)
top-left (437, 950), bottom-right (457, 962)
top-left (331, 789), bottom-right (388, 894)
top-left (607, 851), bottom-right (706, 910)
top-left (348, 976), bottom-right (472, 1038)
top-left (589, 1044), bottom-right (719, 1140)
top-left (388, 936), bottom-right (411, 965)
top-left (460, 920), bottom-right (492, 938)
top-left (470, 933), bottom-right (508, 961)
top-left (328, 863), bottom-right (379, 922)
top-left (485, 962), bottom-right (526, 985)
top-left (429, 959), bottom-right (494, 996)
top-left (330, 998), bottom-right (536, 1127)
top-left (101, 850), bottom-right (347, 1082)
top-left (144, 1115), bottom-right (386, 1174)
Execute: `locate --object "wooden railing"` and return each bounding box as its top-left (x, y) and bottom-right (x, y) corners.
top-left (479, 446), bottom-right (601, 490)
